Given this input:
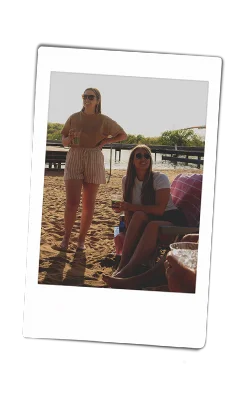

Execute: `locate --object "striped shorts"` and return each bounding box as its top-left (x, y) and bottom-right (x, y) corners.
top-left (64, 147), bottom-right (106, 184)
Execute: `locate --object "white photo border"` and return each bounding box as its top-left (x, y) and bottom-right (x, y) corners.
top-left (23, 47), bottom-right (222, 348)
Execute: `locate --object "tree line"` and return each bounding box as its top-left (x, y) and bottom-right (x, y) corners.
top-left (47, 122), bottom-right (205, 147)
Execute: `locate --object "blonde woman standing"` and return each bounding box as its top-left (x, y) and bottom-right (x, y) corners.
top-left (60, 88), bottom-right (127, 250)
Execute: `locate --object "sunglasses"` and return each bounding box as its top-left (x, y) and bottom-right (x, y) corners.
top-left (135, 153), bottom-right (151, 160)
top-left (83, 94), bottom-right (96, 100)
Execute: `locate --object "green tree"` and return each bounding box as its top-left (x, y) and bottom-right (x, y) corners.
top-left (47, 122), bottom-right (64, 141)
top-left (47, 132), bottom-right (63, 141)
top-left (148, 136), bottom-right (161, 145)
top-left (189, 134), bottom-right (205, 147)
top-left (136, 134), bottom-right (144, 143)
top-left (124, 134), bottom-right (138, 144)
top-left (159, 129), bottom-right (204, 147)
top-left (123, 134), bottom-right (148, 145)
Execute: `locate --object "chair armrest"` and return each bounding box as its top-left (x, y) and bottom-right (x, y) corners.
top-left (159, 226), bottom-right (199, 235)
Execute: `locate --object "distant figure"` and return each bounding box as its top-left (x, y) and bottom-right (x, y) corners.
top-left (60, 88), bottom-right (127, 250)
top-left (103, 145), bottom-right (188, 279)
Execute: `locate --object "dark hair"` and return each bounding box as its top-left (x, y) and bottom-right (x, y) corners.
top-left (82, 88), bottom-right (101, 113)
top-left (124, 145), bottom-right (155, 205)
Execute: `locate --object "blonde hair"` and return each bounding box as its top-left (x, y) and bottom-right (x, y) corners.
top-left (82, 88), bottom-right (101, 114)
top-left (124, 145), bottom-right (155, 205)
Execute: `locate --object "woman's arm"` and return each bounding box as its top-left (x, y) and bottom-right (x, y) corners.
top-left (98, 131), bottom-right (127, 148)
top-left (61, 117), bottom-right (73, 147)
top-left (120, 188), bottom-right (170, 216)
top-left (62, 135), bottom-right (73, 147)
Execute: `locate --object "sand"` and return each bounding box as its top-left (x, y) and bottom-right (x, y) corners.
top-left (39, 168), bottom-right (202, 289)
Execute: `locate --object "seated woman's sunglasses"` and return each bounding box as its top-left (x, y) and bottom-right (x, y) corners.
top-left (83, 94), bottom-right (96, 100)
top-left (135, 153), bottom-right (151, 160)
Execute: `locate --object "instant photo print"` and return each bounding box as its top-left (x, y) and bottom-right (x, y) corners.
top-left (23, 47), bottom-right (222, 348)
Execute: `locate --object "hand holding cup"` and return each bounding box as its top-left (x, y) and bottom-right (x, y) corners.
top-left (69, 129), bottom-right (80, 146)
top-left (165, 253), bottom-right (197, 293)
top-left (111, 195), bottom-right (123, 213)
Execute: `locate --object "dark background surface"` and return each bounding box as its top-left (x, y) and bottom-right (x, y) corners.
top-left (22, 41), bottom-right (248, 368)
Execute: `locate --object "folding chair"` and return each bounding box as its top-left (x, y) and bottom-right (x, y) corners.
top-left (159, 173), bottom-right (203, 245)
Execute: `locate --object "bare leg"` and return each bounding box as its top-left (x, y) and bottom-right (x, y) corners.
top-left (77, 182), bottom-right (99, 249)
top-left (61, 179), bottom-right (83, 249)
top-left (103, 255), bottom-right (167, 289)
top-left (115, 220), bottom-right (172, 278)
top-left (113, 211), bottom-right (149, 275)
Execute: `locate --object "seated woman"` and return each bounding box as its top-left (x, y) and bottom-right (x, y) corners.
top-left (103, 144), bottom-right (188, 281)
top-left (102, 234), bottom-right (198, 292)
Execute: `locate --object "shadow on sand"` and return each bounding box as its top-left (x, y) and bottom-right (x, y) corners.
top-left (39, 249), bottom-right (87, 287)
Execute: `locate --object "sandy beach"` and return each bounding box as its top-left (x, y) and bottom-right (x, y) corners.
top-left (39, 168), bottom-right (202, 289)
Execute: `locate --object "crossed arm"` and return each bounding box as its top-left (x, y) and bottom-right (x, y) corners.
top-left (120, 188), bottom-right (170, 217)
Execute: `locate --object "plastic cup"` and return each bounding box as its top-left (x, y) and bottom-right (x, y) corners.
top-left (73, 136), bottom-right (80, 145)
top-left (111, 195), bottom-right (123, 210)
top-left (69, 129), bottom-right (80, 145)
top-left (169, 242), bottom-right (198, 269)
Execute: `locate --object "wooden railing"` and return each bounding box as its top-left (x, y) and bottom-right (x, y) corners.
top-left (45, 142), bottom-right (204, 169)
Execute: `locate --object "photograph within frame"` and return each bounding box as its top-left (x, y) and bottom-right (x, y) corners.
top-left (23, 47), bottom-right (221, 348)
top-left (41, 71), bottom-right (208, 292)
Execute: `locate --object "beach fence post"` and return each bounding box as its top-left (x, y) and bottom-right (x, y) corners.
top-left (107, 144), bottom-right (112, 183)
top-left (198, 155), bottom-right (201, 169)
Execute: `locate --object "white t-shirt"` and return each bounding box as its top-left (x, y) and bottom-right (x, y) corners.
top-left (122, 172), bottom-right (177, 212)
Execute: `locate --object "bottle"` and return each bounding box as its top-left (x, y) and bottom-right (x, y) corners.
top-left (114, 226), bottom-right (120, 238)
top-left (119, 215), bottom-right (126, 233)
